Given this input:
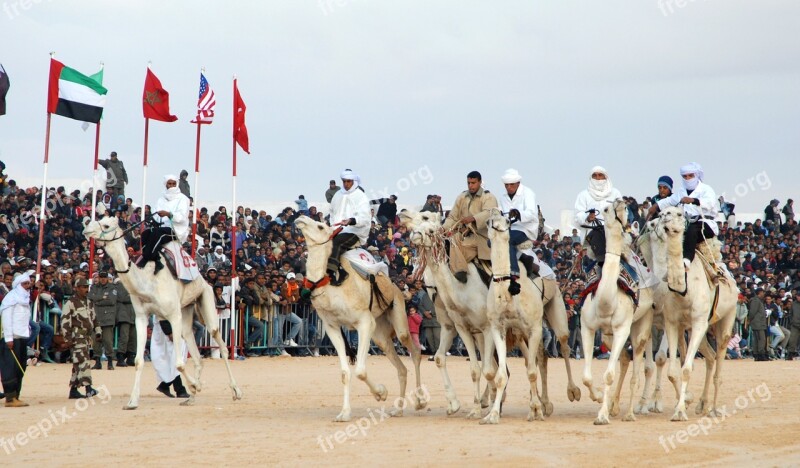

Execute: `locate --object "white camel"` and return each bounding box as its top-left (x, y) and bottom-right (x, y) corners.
top-left (83, 216), bottom-right (243, 409)
top-left (294, 215), bottom-right (425, 422)
top-left (579, 199), bottom-right (651, 424)
top-left (653, 207), bottom-right (738, 421)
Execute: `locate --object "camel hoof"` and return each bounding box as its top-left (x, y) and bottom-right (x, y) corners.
top-left (567, 385), bottom-right (581, 402)
top-left (542, 401), bottom-right (554, 417)
top-left (334, 411), bottom-right (352, 422)
top-left (373, 385), bottom-right (388, 402)
top-left (232, 386), bottom-right (243, 401)
top-left (180, 396), bottom-right (195, 406)
top-left (593, 415), bottom-right (610, 425)
top-left (634, 404), bottom-right (649, 415)
top-left (622, 413), bottom-right (636, 422)
top-left (670, 409), bottom-right (689, 422)
top-left (480, 398), bottom-right (490, 409)
top-left (708, 408), bottom-right (725, 418)
top-left (413, 396), bottom-right (427, 411)
top-left (123, 404), bottom-right (138, 411)
top-left (528, 408), bottom-right (545, 422)
top-left (466, 408), bottom-right (482, 419)
top-left (389, 407), bottom-right (404, 417)
top-left (590, 390), bottom-right (604, 404)
top-left (609, 400), bottom-right (621, 417)
top-left (446, 400), bottom-right (461, 416)
top-left (649, 400), bottom-right (664, 413)
top-left (695, 400), bottom-right (707, 415)
top-left (479, 411), bottom-right (499, 425)
top-left (684, 391), bottom-right (694, 406)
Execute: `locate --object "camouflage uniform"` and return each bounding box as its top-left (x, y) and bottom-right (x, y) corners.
top-left (88, 279), bottom-right (118, 367)
top-left (60, 296), bottom-right (101, 387)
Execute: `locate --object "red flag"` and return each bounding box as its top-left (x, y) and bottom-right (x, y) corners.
top-left (233, 79), bottom-right (249, 154)
top-left (143, 68), bottom-right (178, 122)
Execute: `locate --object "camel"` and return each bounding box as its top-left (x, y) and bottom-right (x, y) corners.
top-left (578, 199), bottom-right (650, 424)
top-left (83, 216), bottom-right (243, 409)
top-left (294, 215), bottom-right (425, 422)
top-left (652, 207), bottom-right (738, 421)
top-left (479, 209), bottom-right (548, 424)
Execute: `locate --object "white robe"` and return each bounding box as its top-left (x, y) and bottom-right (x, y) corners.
top-left (573, 187), bottom-right (623, 237)
top-left (150, 319), bottom-right (188, 384)
top-left (498, 184), bottom-right (538, 240)
top-left (329, 187), bottom-right (371, 243)
top-left (152, 190), bottom-right (191, 243)
top-left (657, 181), bottom-right (720, 235)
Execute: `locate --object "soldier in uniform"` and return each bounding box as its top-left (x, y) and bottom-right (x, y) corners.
top-left (88, 271), bottom-right (118, 370)
top-left (114, 279), bottom-right (136, 367)
top-left (98, 151), bottom-right (128, 197)
top-left (60, 278), bottom-right (100, 399)
top-left (442, 170), bottom-right (498, 283)
top-left (748, 288), bottom-right (768, 361)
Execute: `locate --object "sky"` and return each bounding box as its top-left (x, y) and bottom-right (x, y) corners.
top-left (1, 0), bottom-right (798, 229)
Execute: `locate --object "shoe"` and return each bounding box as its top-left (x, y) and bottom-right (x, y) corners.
top-left (329, 268), bottom-right (348, 286)
top-left (107, 361), bottom-right (114, 370)
top-left (683, 258), bottom-right (691, 271)
top-left (116, 354), bottom-right (128, 367)
top-left (40, 350), bottom-right (55, 364)
top-left (126, 353), bottom-right (136, 366)
top-left (446, 352), bottom-right (451, 356)
top-left (312, 349), bottom-right (320, 357)
top-left (286, 339), bottom-right (299, 347)
top-left (69, 387), bottom-right (86, 399)
top-left (156, 382), bottom-right (175, 398)
top-left (245, 350), bottom-right (260, 357)
top-left (85, 385), bottom-right (98, 397)
top-left (453, 271), bottom-right (468, 283)
top-left (428, 356), bottom-right (435, 362)
top-left (172, 376), bottom-right (190, 398)
top-left (508, 278), bottom-right (521, 296)
top-left (519, 254), bottom-right (539, 278)
top-left (92, 360), bottom-right (102, 370)
top-left (280, 350), bottom-right (290, 357)
top-left (5, 398), bottom-right (29, 408)
top-left (154, 259), bottom-right (165, 274)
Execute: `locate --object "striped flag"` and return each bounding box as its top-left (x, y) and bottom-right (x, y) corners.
top-left (47, 59), bottom-right (107, 123)
top-left (191, 73), bottom-right (215, 124)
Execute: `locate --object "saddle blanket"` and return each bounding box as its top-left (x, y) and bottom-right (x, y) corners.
top-left (517, 247), bottom-right (556, 280)
top-left (162, 242), bottom-right (201, 282)
top-left (343, 249), bottom-right (389, 279)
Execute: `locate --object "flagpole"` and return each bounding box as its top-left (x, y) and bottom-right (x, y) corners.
top-left (88, 120), bottom-right (101, 279)
top-left (141, 62), bottom-right (152, 234)
top-left (35, 112), bottom-right (52, 284)
top-left (191, 120), bottom-right (201, 257)
top-left (229, 76), bottom-right (238, 361)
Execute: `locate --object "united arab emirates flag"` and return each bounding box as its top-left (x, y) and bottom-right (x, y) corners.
top-left (47, 59), bottom-right (107, 123)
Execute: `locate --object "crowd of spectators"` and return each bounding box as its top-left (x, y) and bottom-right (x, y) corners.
top-left (1, 157), bottom-right (798, 366)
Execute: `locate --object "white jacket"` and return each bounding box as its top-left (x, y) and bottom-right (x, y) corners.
top-left (153, 190), bottom-right (191, 243)
top-left (1, 298), bottom-right (30, 342)
top-left (657, 181), bottom-right (719, 235)
top-left (330, 187), bottom-right (371, 243)
top-left (573, 188), bottom-right (623, 236)
top-left (499, 184), bottom-right (538, 240)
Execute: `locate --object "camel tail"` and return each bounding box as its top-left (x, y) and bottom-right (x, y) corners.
top-left (341, 329), bottom-right (357, 365)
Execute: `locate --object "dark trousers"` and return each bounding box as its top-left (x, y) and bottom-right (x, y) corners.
top-left (116, 322), bottom-right (137, 355)
top-left (326, 233), bottom-right (360, 272)
top-left (141, 226), bottom-right (176, 263)
top-left (1, 338), bottom-right (28, 398)
top-left (93, 326), bottom-right (115, 360)
top-left (683, 221), bottom-right (715, 262)
top-left (751, 329), bottom-right (767, 356)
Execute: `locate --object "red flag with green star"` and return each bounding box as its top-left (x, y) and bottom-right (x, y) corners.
top-left (142, 68), bottom-right (177, 122)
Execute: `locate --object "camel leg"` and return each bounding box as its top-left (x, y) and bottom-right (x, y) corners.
top-left (636, 335), bottom-right (655, 414)
top-left (459, 326), bottom-right (485, 419)
top-left (480, 326), bottom-right (508, 425)
top-left (383, 298), bottom-right (427, 412)
top-left (709, 317), bottom-right (735, 417)
top-left (536, 342), bottom-right (553, 417)
top-left (695, 335), bottom-right (717, 416)
top-left (166, 313), bottom-right (199, 403)
top-left (353, 319), bottom-right (387, 403)
top-left (649, 331), bottom-right (669, 413)
top-left (123, 312), bottom-right (149, 410)
top-left (372, 316), bottom-right (408, 417)
top-left (624, 318), bottom-right (651, 421)
top-left (325, 323), bottom-right (353, 422)
top-left (595, 315), bottom-right (632, 425)
top-left (609, 334), bottom-right (628, 418)
top-left (677, 330), bottom-right (694, 406)
top-left (526, 326), bottom-right (545, 422)
top-left (434, 324), bottom-right (461, 415)
top-left (672, 318), bottom-right (709, 422)
top-left (544, 283), bottom-right (581, 402)
top-left (199, 287), bottom-right (242, 401)
top-left (179, 307), bottom-right (203, 407)
top-left (580, 316), bottom-right (603, 403)
top-left (475, 333), bottom-right (493, 409)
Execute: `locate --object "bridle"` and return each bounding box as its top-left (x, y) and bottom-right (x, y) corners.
top-left (93, 219), bottom-right (145, 274)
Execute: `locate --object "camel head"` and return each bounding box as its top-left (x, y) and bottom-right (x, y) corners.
top-left (603, 198), bottom-right (630, 233)
top-left (658, 206), bottom-right (686, 239)
top-left (83, 216), bottom-right (123, 247)
top-left (486, 208), bottom-right (510, 243)
top-left (293, 215), bottom-right (332, 247)
top-left (405, 210), bottom-right (443, 249)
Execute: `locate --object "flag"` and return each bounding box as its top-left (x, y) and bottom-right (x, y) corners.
top-left (82, 66), bottom-right (104, 131)
top-left (0, 64), bottom-right (8, 116)
top-left (233, 79), bottom-right (249, 154)
top-left (143, 68), bottom-right (178, 122)
top-left (191, 73), bottom-right (215, 124)
top-left (47, 59), bottom-right (107, 123)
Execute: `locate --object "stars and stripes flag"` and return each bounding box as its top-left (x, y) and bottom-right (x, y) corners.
top-left (191, 73), bottom-right (215, 124)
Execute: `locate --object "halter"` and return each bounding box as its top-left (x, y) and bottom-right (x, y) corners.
top-left (94, 219), bottom-right (145, 274)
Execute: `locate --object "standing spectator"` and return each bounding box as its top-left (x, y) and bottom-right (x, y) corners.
top-left (407, 304), bottom-right (422, 351)
top-left (59, 277), bottom-right (100, 399)
top-left (786, 291), bottom-right (800, 360)
top-left (88, 271), bottom-right (117, 370)
top-left (414, 280), bottom-right (440, 359)
top-left (782, 199), bottom-right (795, 223)
top-left (114, 279), bottom-right (136, 367)
top-left (0, 272), bottom-right (32, 407)
top-left (324, 179), bottom-right (340, 203)
top-left (239, 277), bottom-right (263, 356)
top-left (421, 195), bottom-right (442, 215)
top-left (295, 195), bottom-right (309, 215)
top-left (276, 272), bottom-right (303, 348)
top-left (178, 170), bottom-right (191, 198)
top-left (98, 151), bottom-right (128, 197)
top-left (748, 288), bottom-right (768, 361)
top-left (764, 199), bottom-right (782, 232)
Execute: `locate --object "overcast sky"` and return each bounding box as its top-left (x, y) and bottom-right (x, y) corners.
top-left (1, 0), bottom-right (798, 224)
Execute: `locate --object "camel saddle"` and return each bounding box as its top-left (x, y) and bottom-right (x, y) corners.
top-left (580, 258), bottom-right (639, 307)
top-left (155, 242), bottom-right (201, 282)
top-left (343, 248), bottom-right (389, 280)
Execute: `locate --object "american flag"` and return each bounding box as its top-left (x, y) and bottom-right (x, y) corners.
top-left (191, 73), bottom-right (215, 124)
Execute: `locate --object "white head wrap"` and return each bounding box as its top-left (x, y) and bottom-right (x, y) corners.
top-left (340, 169), bottom-right (361, 194)
top-left (163, 174), bottom-right (182, 200)
top-left (501, 169), bottom-right (522, 184)
top-left (587, 166), bottom-right (613, 201)
top-left (164, 174), bottom-right (179, 184)
top-left (1, 272), bottom-right (31, 311)
top-left (680, 162), bottom-right (703, 191)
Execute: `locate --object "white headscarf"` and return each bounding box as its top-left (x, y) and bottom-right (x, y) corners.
top-left (501, 168), bottom-right (522, 184)
top-left (213, 246), bottom-right (226, 261)
top-left (587, 166), bottom-right (613, 201)
top-left (680, 162), bottom-right (703, 191)
top-left (1, 272), bottom-right (31, 311)
top-left (163, 174), bottom-right (182, 201)
top-left (340, 169), bottom-right (361, 194)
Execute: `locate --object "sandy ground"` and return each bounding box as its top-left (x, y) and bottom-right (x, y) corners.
top-left (5, 354), bottom-right (799, 467)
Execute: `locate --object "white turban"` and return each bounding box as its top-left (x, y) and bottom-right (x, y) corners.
top-left (588, 166), bottom-right (613, 201)
top-left (501, 169), bottom-right (522, 184)
top-left (680, 162), bottom-right (703, 191)
top-left (340, 169), bottom-right (356, 181)
top-left (12, 272), bottom-right (31, 289)
top-left (164, 174), bottom-right (179, 184)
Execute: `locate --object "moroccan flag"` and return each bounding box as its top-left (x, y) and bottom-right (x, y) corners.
top-left (143, 69), bottom-right (177, 122)
top-left (233, 79), bottom-right (249, 154)
top-left (47, 58), bottom-right (107, 123)
top-left (0, 64), bottom-right (9, 116)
